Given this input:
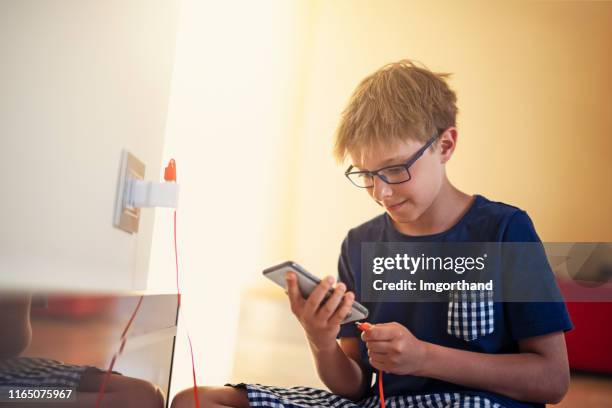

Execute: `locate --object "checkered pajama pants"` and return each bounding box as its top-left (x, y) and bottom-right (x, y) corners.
top-left (0, 357), bottom-right (89, 388)
top-left (227, 383), bottom-right (505, 408)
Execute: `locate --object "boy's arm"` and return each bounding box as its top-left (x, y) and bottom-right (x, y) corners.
top-left (308, 337), bottom-right (371, 401)
top-left (421, 331), bottom-right (569, 403)
top-left (0, 294), bottom-right (33, 357)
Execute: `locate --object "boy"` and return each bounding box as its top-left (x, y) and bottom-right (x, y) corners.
top-left (171, 60), bottom-right (572, 408)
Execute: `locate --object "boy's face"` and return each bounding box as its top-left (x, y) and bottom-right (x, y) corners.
top-left (349, 138), bottom-right (445, 225)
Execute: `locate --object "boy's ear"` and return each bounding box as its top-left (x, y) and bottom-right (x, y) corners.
top-left (438, 127), bottom-right (458, 164)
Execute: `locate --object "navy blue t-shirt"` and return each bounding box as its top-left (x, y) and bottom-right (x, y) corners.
top-left (337, 194), bottom-right (573, 408)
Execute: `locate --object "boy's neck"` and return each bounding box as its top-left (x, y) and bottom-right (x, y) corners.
top-left (391, 179), bottom-right (474, 237)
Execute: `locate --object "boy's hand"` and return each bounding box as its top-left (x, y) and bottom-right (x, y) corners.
top-left (286, 272), bottom-right (354, 352)
top-left (362, 322), bottom-right (428, 375)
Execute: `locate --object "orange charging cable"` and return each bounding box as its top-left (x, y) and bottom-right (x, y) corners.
top-left (356, 322), bottom-right (386, 408)
top-left (165, 159), bottom-right (202, 408)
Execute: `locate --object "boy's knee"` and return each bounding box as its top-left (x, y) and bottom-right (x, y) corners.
top-left (171, 386), bottom-right (207, 408)
top-left (171, 386), bottom-right (249, 408)
top-left (81, 372), bottom-right (165, 408)
top-left (130, 380), bottom-right (165, 408)
top-left (154, 387), bottom-right (166, 407)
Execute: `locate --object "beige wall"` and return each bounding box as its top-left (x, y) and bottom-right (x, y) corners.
top-left (291, 0), bottom-right (612, 282)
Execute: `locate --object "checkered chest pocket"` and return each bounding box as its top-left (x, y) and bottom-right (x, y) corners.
top-left (447, 290), bottom-right (494, 341)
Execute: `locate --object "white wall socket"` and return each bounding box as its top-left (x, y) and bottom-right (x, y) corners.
top-left (114, 150), bottom-right (145, 234)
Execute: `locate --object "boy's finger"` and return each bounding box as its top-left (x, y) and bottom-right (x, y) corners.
top-left (367, 348), bottom-right (389, 357)
top-left (366, 340), bottom-right (392, 354)
top-left (362, 325), bottom-right (395, 342)
top-left (317, 282), bottom-right (346, 321)
top-left (329, 292), bottom-right (354, 325)
top-left (286, 273), bottom-right (305, 312)
top-left (368, 356), bottom-right (387, 372)
top-left (304, 275), bottom-right (334, 312)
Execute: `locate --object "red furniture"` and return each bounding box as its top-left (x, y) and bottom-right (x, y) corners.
top-left (558, 278), bottom-right (612, 374)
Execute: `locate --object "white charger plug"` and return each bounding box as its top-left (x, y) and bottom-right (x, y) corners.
top-left (125, 179), bottom-right (179, 209)
top-left (114, 151), bottom-right (179, 234)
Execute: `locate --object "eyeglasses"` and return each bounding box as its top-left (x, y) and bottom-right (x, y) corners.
top-left (344, 130), bottom-right (442, 188)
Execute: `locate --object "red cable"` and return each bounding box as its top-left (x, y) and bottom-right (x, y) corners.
top-left (96, 295), bottom-right (144, 408)
top-left (378, 371), bottom-right (385, 408)
top-left (174, 210), bottom-right (202, 408)
top-left (356, 322), bottom-right (386, 408)
top-left (167, 160), bottom-right (201, 407)
top-left (166, 160), bottom-right (202, 408)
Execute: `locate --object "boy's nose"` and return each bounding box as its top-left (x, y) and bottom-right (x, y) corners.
top-left (371, 176), bottom-right (392, 202)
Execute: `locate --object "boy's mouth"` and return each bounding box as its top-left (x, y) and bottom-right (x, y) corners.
top-left (385, 199), bottom-right (408, 211)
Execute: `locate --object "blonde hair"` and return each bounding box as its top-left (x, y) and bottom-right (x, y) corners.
top-left (333, 59), bottom-right (458, 163)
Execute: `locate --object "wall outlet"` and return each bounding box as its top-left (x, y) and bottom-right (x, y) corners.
top-left (114, 150), bottom-right (145, 233)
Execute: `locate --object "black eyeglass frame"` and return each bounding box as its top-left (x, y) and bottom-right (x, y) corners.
top-left (344, 129), bottom-right (443, 188)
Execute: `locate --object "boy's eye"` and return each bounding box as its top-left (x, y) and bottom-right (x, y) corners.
top-left (382, 166), bottom-right (405, 175)
top-left (356, 173), bottom-right (373, 180)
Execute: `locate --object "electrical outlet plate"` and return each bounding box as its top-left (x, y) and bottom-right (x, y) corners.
top-left (114, 151), bottom-right (145, 234)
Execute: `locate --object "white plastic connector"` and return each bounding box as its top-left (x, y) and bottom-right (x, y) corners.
top-left (125, 178), bottom-right (179, 209)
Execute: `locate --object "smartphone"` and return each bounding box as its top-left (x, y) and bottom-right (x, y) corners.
top-left (263, 260), bottom-right (368, 325)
